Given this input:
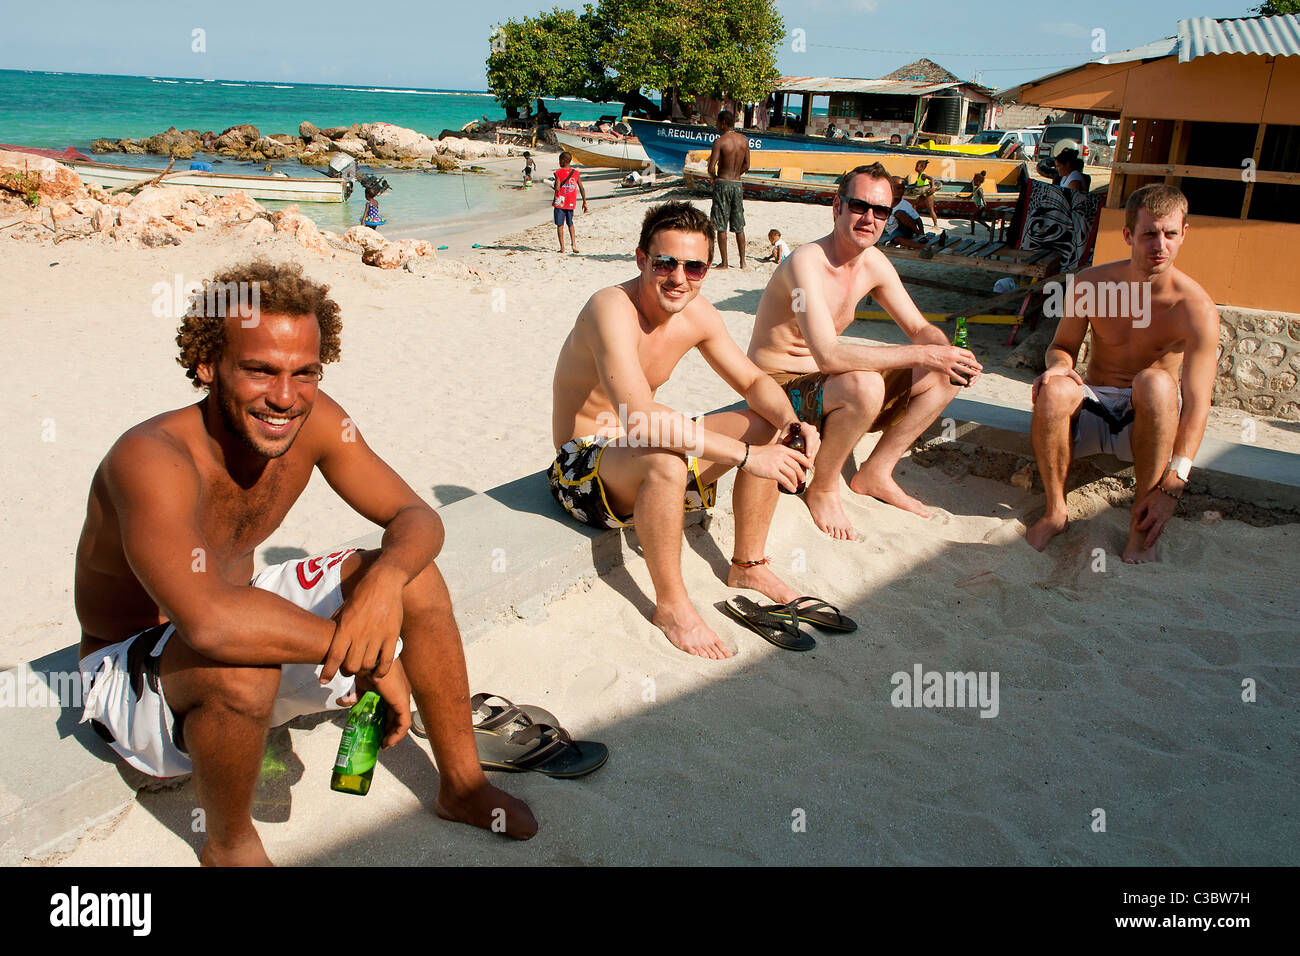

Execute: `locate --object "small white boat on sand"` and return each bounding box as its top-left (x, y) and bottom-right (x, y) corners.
top-left (552, 129), bottom-right (651, 171)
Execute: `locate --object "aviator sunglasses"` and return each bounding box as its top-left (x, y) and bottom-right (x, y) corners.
top-left (649, 255), bottom-right (710, 281)
top-left (841, 196), bottom-right (894, 221)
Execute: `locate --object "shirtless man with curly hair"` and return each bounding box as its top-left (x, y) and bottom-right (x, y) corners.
top-left (75, 259), bottom-right (535, 865)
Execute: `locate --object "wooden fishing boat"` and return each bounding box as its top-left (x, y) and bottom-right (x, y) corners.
top-left (681, 149), bottom-right (1026, 219)
top-left (626, 117), bottom-right (945, 174)
top-left (552, 129), bottom-right (651, 170)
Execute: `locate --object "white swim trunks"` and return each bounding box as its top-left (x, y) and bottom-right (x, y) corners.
top-left (79, 547), bottom-right (384, 778)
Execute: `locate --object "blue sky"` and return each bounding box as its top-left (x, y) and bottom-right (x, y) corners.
top-left (0, 0), bottom-right (1258, 92)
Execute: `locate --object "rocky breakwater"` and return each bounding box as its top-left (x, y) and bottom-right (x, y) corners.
top-left (91, 122), bottom-right (526, 172)
top-left (0, 150), bottom-right (461, 275)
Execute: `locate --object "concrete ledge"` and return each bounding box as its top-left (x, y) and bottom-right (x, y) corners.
top-left (7, 395), bottom-right (1294, 863)
top-left (931, 396), bottom-right (1300, 512)
top-left (0, 467), bottom-right (702, 864)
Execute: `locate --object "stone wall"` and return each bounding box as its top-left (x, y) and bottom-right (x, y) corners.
top-left (1216, 307), bottom-right (1300, 421)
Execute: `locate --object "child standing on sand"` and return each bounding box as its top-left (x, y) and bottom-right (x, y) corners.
top-left (522, 151), bottom-right (536, 187)
top-left (552, 151), bottom-right (588, 254)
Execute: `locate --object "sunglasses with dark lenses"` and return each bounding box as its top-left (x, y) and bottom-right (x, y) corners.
top-left (841, 196), bottom-right (894, 221)
top-left (649, 255), bottom-right (709, 281)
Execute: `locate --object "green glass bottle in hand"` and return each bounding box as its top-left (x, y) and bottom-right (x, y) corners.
top-left (331, 691), bottom-right (388, 796)
top-left (951, 316), bottom-right (971, 387)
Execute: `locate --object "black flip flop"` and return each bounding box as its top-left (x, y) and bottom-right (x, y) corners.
top-left (412, 692), bottom-right (560, 739)
top-left (784, 596), bottom-right (858, 633)
top-left (475, 722), bottom-right (609, 779)
top-left (722, 596), bottom-right (815, 652)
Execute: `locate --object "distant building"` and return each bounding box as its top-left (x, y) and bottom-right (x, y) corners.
top-left (1000, 14), bottom-right (1300, 314)
top-left (769, 59), bottom-right (996, 142)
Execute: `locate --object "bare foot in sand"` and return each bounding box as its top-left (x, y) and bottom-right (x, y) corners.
top-left (571, 246), bottom-right (580, 254)
top-left (435, 782), bottom-right (538, 840)
top-left (1122, 525), bottom-right (1158, 564)
top-left (726, 560), bottom-right (797, 605)
top-left (651, 601), bottom-right (733, 659)
top-left (802, 488), bottom-right (857, 540)
top-left (849, 467), bottom-right (931, 518)
top-left (1026, 511), bottom-right (1069, 551)
top-left (200, 837), bottom-right (273, 867)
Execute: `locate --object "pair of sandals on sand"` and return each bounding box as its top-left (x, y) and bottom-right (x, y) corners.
top-left (412, 693), bottom-right (608, 779)
top-left (722, 595), bottom-right (858, 652)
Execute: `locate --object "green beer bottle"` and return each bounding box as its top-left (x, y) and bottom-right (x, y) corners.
top-left (331, 691), bottom-right (387, 796)
top-left (951, 316), bottom-right (970, 387)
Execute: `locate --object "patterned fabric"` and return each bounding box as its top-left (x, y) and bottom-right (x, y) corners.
top-left (711, 179), bottom-right (746, 231)
top-left (547, 435), bottom-right (716, 530)
top-left (362, 200), bottom-right (386, 228)
top-left (770, 368), bottom-right (914, 433)
top-left (1012, 178), bottom-right (1103, 273)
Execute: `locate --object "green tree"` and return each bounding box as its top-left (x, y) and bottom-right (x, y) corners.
top-left (485, 8), bottom-right (597, 112)
top-left (1251, 1), bottom-right (1300, 13)
top-left (486, 0), bottom-right (784, 117)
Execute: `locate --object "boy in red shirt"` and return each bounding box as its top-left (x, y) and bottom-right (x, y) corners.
top-left (552, 151), bottom-right (589, 253)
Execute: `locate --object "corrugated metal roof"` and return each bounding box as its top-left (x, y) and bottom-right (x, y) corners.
top-left (778, 76), bottom-right (965, 96)
top-left (1177, 14), bottom-right (1300, 62)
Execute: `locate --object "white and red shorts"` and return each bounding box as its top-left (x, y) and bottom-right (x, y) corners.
top-left (78, 548), bottom-right (385, 778)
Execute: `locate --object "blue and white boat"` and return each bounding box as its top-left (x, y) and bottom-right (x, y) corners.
top-left (626, 117), bottom-right (932, 174)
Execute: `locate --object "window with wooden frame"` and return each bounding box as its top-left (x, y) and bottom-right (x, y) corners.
top-left (1108, 117), bottom-right (1300, 223)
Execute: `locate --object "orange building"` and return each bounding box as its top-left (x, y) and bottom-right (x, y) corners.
top-left (1003, 15), bottom-right (1299, 314)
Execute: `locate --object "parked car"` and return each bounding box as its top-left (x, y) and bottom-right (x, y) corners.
top-left (1106, 119), bottom-right (1120, 147)
top-left (1035, 123), bottom-right (1106, 176)
top-left (966, 128), bottom-right (1038, 157)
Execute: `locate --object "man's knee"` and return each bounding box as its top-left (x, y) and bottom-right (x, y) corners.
top-left (641, 449), bottom-right (689, 484)
top-left (184, 659), bottom-right (282, 721)
top-left (403, 559), bottom-right (454, 620)
top-left (1034, 376), bottom-right (1083, 417)
top-left (830, 369), bottom-right (885, 415)
top-left (1131, 368), bottom-right (1178, 409)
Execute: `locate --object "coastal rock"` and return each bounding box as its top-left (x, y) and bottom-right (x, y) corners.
top-left (91, 139), bottom-right (117, 153)
top-left (72, 197), bottom-right (100, 215)
top-left (435, 136), bottom-right (518, 160)
top-left (51, 201), bottom-right (75, 221)
top-left (299, 121), bottom-right (321, 142)
top-left (118, 139), bottom-right (146, 154)
top-left (269, 133), bottom-right (298, 147)
top-left (120, 185), bottom-right (206, 224)
top-left (297, 151), bottom-right (332, 167)
top-left (240, 218), bottom-right (273, 241)
top-left (331, 136), bottom-right (368, 156)
top-left (255, 136), bottom-right (294, 159)
top-left (397, 238), bottom-right (438, 259)
top-left (341, 225), bottom-right (388, 254)
top-left (140, 218), bottom-right (183, 247)
top-left (194, 214), bottom-right (213, 228)
top-left (0, 150), bottom-right (87, 201)
top-left (362, 244), bottom-right (405, 269)
top-left (202, 190), bottom-right (262, 221)
top-left (92, 205), bottom-right (118, 231)
top-left (214, 124), bottom-right (260, 152)
top-left (320, 126), bottom-right (351, 140)
top-left (144, 127), bottom-right (203, 156)
top-left (366, 123), bottom-right (440, 160)
top-left (270, 207), bottom-right (332, 257)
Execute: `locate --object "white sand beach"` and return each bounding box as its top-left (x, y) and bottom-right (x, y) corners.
top-left (3, 178), bottom-right (1298, 865)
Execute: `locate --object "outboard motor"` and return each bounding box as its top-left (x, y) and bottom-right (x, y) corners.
top-left (328, 154), bottom-right (359, 200)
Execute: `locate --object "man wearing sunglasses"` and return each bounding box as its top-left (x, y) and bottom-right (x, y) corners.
top-left (549, 202), bottom-right (819, 660)
top-left (748, 162), bottom-right (981, 539)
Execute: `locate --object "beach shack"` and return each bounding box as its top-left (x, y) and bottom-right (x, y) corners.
top-left (771, 59), bottom-right (997, 142)
top-left (1000, 14), bottom-right (1300, 420)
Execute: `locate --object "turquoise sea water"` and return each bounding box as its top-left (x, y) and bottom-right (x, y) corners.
top-left (0, 70), bottom-right (622, 236)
